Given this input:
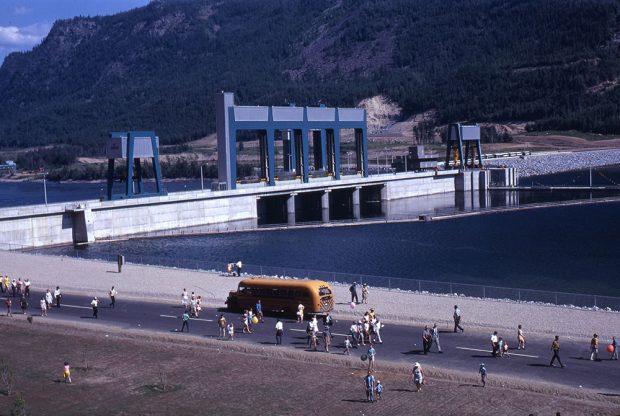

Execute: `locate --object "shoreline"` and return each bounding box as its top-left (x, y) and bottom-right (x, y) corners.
top-left (1, 250), bottom-right (618, 341)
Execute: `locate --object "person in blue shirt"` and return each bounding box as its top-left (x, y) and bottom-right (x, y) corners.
top-left (180, 311), bottom-right (190, 332)
top-left (479, 363), bottom-right (487, 387)
top-left (367, 345), bottom-right (376, 372)
top-left (375, 380), bottom-right (383, 400)
top-left (364, 371), bottom-right (375, 402)
top-left (255, 300), bottom-right (263, 323)
top-left (611, 336), bottom-right (619, 360)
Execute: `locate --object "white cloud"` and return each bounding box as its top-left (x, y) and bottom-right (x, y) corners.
top-left (14, 6), bottom-right (31, 16)
top-left (0, 22), bottom-right (51, 49)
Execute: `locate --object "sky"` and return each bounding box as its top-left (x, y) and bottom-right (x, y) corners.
top-left (0, 0), bottom-right (150, 64)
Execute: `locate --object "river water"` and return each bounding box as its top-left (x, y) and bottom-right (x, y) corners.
top-left (5, 166), bottom-right (620, 297)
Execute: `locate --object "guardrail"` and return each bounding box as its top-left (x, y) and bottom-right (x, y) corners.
top-left (55, 250), bottom-right (620, 311)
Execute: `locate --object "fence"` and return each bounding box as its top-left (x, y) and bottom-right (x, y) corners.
top-left (50, 250), bottom-right (620, 311)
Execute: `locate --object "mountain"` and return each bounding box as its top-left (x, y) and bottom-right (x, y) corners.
top-left (0, 0), bottom-right (619, 150)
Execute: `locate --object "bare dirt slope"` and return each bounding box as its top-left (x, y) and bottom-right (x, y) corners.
top-left (0, 319), bottom-right (618, 416)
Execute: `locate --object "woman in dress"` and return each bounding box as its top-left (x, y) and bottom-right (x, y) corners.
top-left (413, 362), bottom-right (424, 392)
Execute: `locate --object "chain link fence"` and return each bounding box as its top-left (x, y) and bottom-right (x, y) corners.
top-left (47, 250), bottom-right (620, 311)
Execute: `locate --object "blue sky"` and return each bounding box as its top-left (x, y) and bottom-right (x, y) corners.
top-left (0, 0), bottom-right (149, 64)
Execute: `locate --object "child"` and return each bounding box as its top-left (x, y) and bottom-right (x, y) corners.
top-left (376, 380), bottom-right (383, 400)
top-left (64, 361), bottom-right (72, 384)
top-left (227, 323), bottom-right (235, 341)
top-left (479, 363), bottom-right (487, 387)
top-left (344, 336), bottom-right (352, 355)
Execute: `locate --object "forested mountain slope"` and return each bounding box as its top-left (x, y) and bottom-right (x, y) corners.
top-left (0, 0), bottom-right (618, 149)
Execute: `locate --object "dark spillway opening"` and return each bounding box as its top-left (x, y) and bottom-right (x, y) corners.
top-left (329, 188), bottom-right (354, 220)
top-left (257, 195), bottom-right (288, 225)
top-left (295, 191), bottom-right (323, 223)
top-left (360, 185), bottom-right (383, 218)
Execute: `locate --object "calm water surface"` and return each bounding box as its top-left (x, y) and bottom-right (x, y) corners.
top-left (7, 166), bottom-right (620, 296)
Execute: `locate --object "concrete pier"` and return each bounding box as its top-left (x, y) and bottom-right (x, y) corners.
top-left (287, 193), bottom-right (296, 225)
top-left (321, 191), bottom-right (330, 223)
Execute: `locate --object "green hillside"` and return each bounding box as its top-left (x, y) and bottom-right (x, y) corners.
top-left (0, 0), bottom-right (618, 149)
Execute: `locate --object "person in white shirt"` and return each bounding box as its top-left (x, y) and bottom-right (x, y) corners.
top-left (491, 331), bottom-right (499, 357)
top-left (45, 289), bottom-right (53, 311)
top-left (275, 319), bottom-right (283, 345)
top-left (39, 297), bottom-right (47, 317)
top-left (54, 286), bottom-right (61, 308)
top-left (109, 286), bottom-right (117, 309)
top-left (235, 260), bottom-right (243, 276)
top-left (91, 297), bottom-right (99, 319)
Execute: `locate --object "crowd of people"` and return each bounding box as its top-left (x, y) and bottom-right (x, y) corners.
top-left (3, 273), bottom-right (619, 398)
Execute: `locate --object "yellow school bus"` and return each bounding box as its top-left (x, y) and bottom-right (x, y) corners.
top-left (226, 278), bottom-right (334, 316)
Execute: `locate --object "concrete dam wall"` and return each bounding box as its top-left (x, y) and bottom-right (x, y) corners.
top-left (0, 170), bottom-right (501, 249)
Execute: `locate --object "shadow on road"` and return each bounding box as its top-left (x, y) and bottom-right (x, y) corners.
top-left (401, 350), bottom-right (425, 355)
top-left (341, 399), bottom-right (368, 403)
top-left (527, 363), bottom-right (551, 367)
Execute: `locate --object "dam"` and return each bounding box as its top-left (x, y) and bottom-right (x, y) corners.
top-left (0, 92), bottom-right (516, 249)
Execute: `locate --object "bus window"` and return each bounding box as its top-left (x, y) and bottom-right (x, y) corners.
top-left (319, 287), bottom-right (332, 296)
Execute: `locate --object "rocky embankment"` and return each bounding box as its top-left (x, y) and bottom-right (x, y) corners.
top-left (487, 149), bottom-right (620, 177)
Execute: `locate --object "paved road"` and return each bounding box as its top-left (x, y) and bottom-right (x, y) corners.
top-left (8, 290), bottom-right (620, 394)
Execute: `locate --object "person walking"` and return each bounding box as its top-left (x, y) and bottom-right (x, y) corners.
top-left (256, 300), bottom-right (263, 323)
top-left (431, 323), bottom-right (442, 353)
top-left (54, 286), bottom-right (61, 308)
top-left (611, 336), bottom-right (619, 360)
top-left (372, 318), bottom-right (383, 344)
top-left (412, 362), bottom-right (424, 392)
top-left (109, 286), bottom-right (117, 309)
top-left (362, 283), bottom-right (369, 304)
top-left (422, 326), bottom-right (432, 355)
top-left (5, 297), bottom-right (12, 317)
top-left (350, 282), bottom-right (359, 304)
top-left (590, 333), bottom-right (599, 361)
top-left (217, 314), bottom-right (227, 339)
top-left (181, 289), bottom-right (189, 310)
top-left (491, 331), bottom-right (499, 357)
top-left (180, 311), bottom-right (190, 332)
top-left (275, 319), bottom-right (283, 345)
top-left (227, 322), bottom-right (235, 341)
top-left (549, 335), bottom-right (565, 368)
top-left (40, 297), bottom-right (47, 317)
top-left (45, 289), bottom-right (53, 311)
top-left (20, 296), bottom-right (28, 314)
top-left (235, 260), bottom-right (243, 276)
top-left (297, 303), bottom-right (304, 323)
top-left (63, 362), bottom-right (72, 384)
top-left (367, 344), bottom-right (376, 372)
top-left (24, 279), bottom-right (31, 298)
top-left (91, 297), bottom-right (99, 319)
top-left (344, 336), bottom-right (352, 355)
top-left (226, 261), bottom-right (234, 276)
top-left (323, 325), bottom-right (332, 352)
top-left (517, 324), bottom-right (525, 350)
top-left (364, 371), bottom-right (376, 403)
top-left (375, 380), bottom-right (383, 400)
top-left (479, 363), bottom-right (487, 387)
top-left (453, 305), bottom-right (464, 332)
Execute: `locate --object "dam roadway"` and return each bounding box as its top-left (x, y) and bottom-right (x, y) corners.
top-left (15, 290), bottom-right (620, 394)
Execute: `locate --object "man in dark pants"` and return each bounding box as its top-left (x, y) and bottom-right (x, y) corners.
top-left (453, 305), bottom-right (464, 332)
top-left (350, 282), bottom-right (359, 304)
top-left (91, 297), bottom-right (98, 319)
top-left (550, 335), bottom-right (565, 368)
top-left (422, 325), bottom-right (432, 354)
top-left (181, 311), bottom-right (190, 332)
